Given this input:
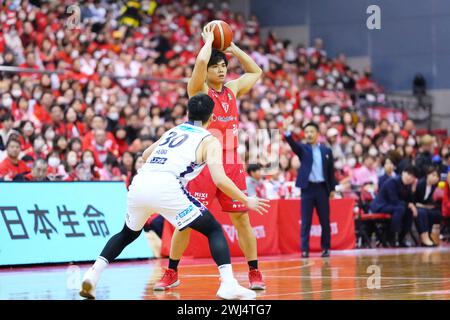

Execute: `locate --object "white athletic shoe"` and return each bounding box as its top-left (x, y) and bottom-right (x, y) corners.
top-left (79, 270), bottom-right (97, 299)
top-left (216, 279), bottom-right (257, 300)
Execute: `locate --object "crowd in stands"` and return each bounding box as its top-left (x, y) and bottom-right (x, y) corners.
top-left (0, 1), bottom-right (449, 246)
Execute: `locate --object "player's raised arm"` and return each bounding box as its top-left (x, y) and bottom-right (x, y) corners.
top-left (187, 24), bottom-right (216, 97)
top-left (225, 42), bottom-right (263, 98)
top-left (203, 136), bottom-right (270, 215)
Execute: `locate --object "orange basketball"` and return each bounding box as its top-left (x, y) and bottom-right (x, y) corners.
top-left (206, 20), bottom-right (233, 51)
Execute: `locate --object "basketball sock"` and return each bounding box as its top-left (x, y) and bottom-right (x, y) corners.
top-left (248, 260), bottom-right (258, 270)
top-left (168, 259), bottom-right (180, 271)
top-left (218, 264), bottom-right (234, 283)
top-left (87, 256), bottom-right (108, 285)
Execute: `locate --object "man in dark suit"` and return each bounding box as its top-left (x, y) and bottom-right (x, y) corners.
top-left (284, 122), bottom-right (337, 258)
top-left (369, 165), bottom-right (418, 247)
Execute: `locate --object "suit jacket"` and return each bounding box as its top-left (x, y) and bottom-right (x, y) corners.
top-left (370, 176), bottom-right (413, 212)
top-left (285, 133), bottom-right (337, 195)
top-left (414, 178), bottom-right (437, 207)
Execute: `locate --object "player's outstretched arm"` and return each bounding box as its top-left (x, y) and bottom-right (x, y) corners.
top-left (225, 43), bottom-right (263, 98)
top-left (203, 137), bottom-right (270, 215)
top-left (187, 24), bottom-right (216, 97)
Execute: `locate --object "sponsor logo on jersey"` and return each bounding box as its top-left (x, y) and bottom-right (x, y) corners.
top-left (149, 157), bottom-right (167, 164)
top-left (216, 116), bottom-right (236, 122)
top-left (221, 102), bottom-right (229, 113)
top-left (176, 204), bottom-right (194, 221)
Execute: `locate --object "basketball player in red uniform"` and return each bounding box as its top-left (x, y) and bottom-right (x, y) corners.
top-left (154, 24), bottom-right (265, 290)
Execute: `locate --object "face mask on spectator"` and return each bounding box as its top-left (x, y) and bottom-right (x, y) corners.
top-left (48, 157), bottom-right (60, 168)
top-left (11, 89), bottom-right (22, 97)
top-left (335, 160), bottom-right (344, 170)
top-left (347, 157), bottom-right (357, 168)
top-left (18, 11), bottom-right (26, 20)
top-left (34, 139), bottom-right (45, 150)
top-left (33, 91), bottom-right (42, 100)
top-left (71, 50), bottom-right (79, 59)
top-left (313, 107), bottom-right (320, 115)
top-left (369, 148), bottom-right (378, 157)
top-left (45, 130), bottom-right (55, 140)
top-left (86, 96), bottom-right (93, 104)
top-left (2, 97), bottom-right (13, 108)
top-left (173, 45), bottom-right (182, 53)
top-left (56, 30), bottom-right (64, 40)
top-left (84, 157), bottom-right (95, 166)
top-left (67, 155), bottom-right (78, 167)
top-left (108, 112), bottom-right (119, 121)
top-left (407, 137), bottom-right (416, 146)
top-left (95, 103), bottom-right (104, 113)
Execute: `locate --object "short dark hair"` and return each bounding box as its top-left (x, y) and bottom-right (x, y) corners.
top-left (187, 94), bottom-right (215, 124)
top-left (247, 163), bottom-right (262, 175)
top-left (403, 165), bottom-right (418, 177)
top-left (6, 135), bottom-right (21, 148)
top-left (0, 112), bottom-right (13, 123)
top-left (208, 49), bottom-right (228, 68)
top-left (303, 122), bottom-right (319, 131)
top-left (426, 165), bottom-right (439, 176)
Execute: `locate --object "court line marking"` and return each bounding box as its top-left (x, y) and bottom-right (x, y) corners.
top-left (260, 280), bottom-right (450, 298)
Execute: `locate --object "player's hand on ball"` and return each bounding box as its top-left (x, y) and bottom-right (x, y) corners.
top-left (202, 23), bottom-right (216, 44)
top-left (247, 197), bottom-right (271, 215)
top-left (223, 42), bottom-right (237, 54)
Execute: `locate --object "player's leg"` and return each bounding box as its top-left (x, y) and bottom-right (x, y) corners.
top-left (228, 211), bottom-right (257, 260)
top-left (169, 228), bottom-right (192, 269)
top-left (80, 174), bottom-right (152, 299)
top-left (155, 167), bottom-right (218, 290)
top-left (226, 210), bottom-right (264, 290)
top-left (186, 209), bottom-right (256, 300)
top-left (152, 227), bottom-right (191, 291)
top-left (79, 207), bottom-right (148, 299)
top-left (219, 161), bottom-right (266, 290)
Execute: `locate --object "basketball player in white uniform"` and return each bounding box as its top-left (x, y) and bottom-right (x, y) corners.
top-left (79, 94), bottom-right (270, 300)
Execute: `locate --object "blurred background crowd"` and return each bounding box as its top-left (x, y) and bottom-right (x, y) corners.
top-left (0, 0), bottom-right (449, 212)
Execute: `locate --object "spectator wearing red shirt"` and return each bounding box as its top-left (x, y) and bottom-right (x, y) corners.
top-left (19, 51), bottom-right (40, 79)
top-left (64, 107), bottom-right (86, 139)
top-left (0, 137), bottom-right (29, 180)
top-left (49, 105), bottom-right (66, 136)
top-left (82, 115), bottom-right (117, 151)
top-left (90, 128), bottom-right (119, 164)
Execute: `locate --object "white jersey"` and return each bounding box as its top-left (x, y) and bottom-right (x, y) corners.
top-left (140, 122), bottom-right (211, 186)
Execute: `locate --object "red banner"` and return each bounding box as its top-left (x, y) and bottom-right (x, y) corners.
top-left (278, 199), bottom-right (356, 253)
top-left (161, 198), bottom-right (355, 258)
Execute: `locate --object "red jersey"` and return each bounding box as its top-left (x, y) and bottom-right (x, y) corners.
top-left (207, 86), bottom-right (239, 151)
top-left (0, 158), bottom-right (29, 179)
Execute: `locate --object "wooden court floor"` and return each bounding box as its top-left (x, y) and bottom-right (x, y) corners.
top-left (1, 247), bottom-right (449, 300)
